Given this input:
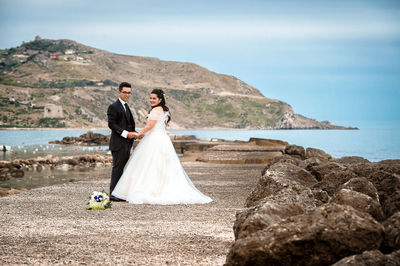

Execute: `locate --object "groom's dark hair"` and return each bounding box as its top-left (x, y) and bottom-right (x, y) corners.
top-left (118, 82), bottom-right (131, 91)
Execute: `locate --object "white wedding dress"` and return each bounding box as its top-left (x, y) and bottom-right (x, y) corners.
top-left (112, 109), bottom-right (212, 205)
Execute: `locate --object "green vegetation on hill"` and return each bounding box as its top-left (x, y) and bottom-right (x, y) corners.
top-left (0, 38), bottom-right (352, 129)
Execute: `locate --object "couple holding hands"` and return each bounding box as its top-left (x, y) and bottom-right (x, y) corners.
top-left (107, 82), bottom-right (212, 205)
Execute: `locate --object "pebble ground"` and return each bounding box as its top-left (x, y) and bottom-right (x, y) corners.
top-left (0, 162), bottom-right (263, 265)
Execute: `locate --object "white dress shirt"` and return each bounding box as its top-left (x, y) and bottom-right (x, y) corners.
top-left (119, 98), bottom-right (129, 139)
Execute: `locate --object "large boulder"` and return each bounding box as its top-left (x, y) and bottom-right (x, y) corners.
top-left (312, 169), bottom-right (359, 196)
top-left (381, 212), bottom-right (400, 253)
top-left (332, 188), bottom-right (384, 221)
top-left (234, 201), bottom-right (304, 240)
top-left (235, 186), bottom-right (316, 240)
top-left (49, 131), bottom-right (110, 145)
top-left (245, 162), bottom-right (317, 207)
top-left (284, 145), bottom-right (305, 159)
top-left (248, 138), bottom-right (288, 147)
top-left (332, 156), bottom-right (370, 165)
top-left (307, 162), bottom-right (346, 181)
top-left (367, 170), bottom-right (400, 218)
top-left (305, 147), bottom-right (332, 162)
top-left (10, 169), bottom-right (24, 178)
top-left (197, 145), bottom-right (283, 164)
top-left (332, 249), bottom-right (400, 266)
top-left (312, 189), bottom-right (331, 206)
top-left (0, 172), bottom-right (9, 181)
top-left (348, 162), bottom-right (400, 218)
top-left (0, 160), bottom-right (13, 169)
top-left (377, 160), bottom-right (400, 175)
top-left (225, 204), bottom-right (383, 266)
top-left (341, 177), bottom-right (379, 202)
top-left (261, 154), bottom-right (305, 175)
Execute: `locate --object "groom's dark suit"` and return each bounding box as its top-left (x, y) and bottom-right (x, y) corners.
top-left (107, 99), bottom-right (136, 194)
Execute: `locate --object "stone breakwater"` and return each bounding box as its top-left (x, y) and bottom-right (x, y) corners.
top-left (49, 131), bottom-right (110, 145)
top-left (225, 144), bottom-right (400, 265)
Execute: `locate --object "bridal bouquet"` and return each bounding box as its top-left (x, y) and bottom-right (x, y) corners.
top-left (86, 190), bottom-right (112, 210)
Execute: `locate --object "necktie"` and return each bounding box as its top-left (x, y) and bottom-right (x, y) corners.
top-left (124, 103), bottom-right (131, 121)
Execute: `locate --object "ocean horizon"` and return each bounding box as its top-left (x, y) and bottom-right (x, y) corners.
top-left (0, 120), bottom-right (399, 162)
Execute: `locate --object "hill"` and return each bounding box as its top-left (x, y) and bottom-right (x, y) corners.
top-left (0, 38), bottom-right (355, 129)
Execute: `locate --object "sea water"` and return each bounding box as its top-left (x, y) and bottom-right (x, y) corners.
top-left (0, 120), bottom-right (399, 162)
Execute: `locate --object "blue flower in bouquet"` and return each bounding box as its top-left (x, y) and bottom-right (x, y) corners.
top-left (94, 194), bottom-right (103, 202)
top-left (86, 190), bottom-right (112, 210)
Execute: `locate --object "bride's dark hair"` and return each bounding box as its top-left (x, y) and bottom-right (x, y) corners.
top-left (149, 89), bottom-right (171, 124)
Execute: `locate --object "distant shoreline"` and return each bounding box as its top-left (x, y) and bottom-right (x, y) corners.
top-left (0, 126), bottom-right (358, 131)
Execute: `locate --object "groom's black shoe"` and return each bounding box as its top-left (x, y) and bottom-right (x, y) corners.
top-left (110, 196), bottom-right (125, 202)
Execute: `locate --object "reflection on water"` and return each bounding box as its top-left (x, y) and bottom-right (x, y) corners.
top-left (1, 165), bottom-right (112, 191)
top-left (1, 143), bottom-right (112, 191)
top-left (2, 144), bottom-right (110, 161)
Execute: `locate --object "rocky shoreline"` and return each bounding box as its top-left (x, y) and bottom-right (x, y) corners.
top-left (225, 145), bottom-right (400, 265)
top-left (1, 135), bottom-right (399, 265)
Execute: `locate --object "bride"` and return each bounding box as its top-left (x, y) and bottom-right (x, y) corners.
top-left (111, 89), bottom-right (212, 205)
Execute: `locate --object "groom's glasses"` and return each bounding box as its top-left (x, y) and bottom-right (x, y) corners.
top-left (121, 91), bottom-right (131, 94)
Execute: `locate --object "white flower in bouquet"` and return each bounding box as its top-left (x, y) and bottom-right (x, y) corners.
top-left (86, 190), bottom-right (112, 210)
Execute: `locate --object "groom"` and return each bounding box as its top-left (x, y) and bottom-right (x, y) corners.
top-left (107, 82), bottom-right (137, 201)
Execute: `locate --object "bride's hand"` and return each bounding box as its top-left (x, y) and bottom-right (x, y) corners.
top-left (137, 133), bottom-right (145, 139)
top-left (127, 132), bottom-right (137, 139)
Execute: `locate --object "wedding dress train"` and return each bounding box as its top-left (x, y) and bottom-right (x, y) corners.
top-left (112, 110), bottom-right (212, 204)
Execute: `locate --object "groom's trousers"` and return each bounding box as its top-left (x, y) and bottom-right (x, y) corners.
top-left (110, 144), bottom-right (131, 194)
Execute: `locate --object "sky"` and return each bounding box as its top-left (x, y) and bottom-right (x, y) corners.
top-left (1, 0), bottom-right (400, 125)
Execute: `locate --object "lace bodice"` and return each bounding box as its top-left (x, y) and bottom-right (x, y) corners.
top-left (147, 109), bottom-right (170, 132)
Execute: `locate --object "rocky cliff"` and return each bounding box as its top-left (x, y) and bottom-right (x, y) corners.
top-left (0, 38), bottom-right (356, 129)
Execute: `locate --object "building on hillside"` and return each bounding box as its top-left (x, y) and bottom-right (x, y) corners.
top-left (44, 104), bottom-right (63, 118)
top-left (50, 53), bottom-right (59, 59)
top-left (65, 49), bottom-right (75, 55)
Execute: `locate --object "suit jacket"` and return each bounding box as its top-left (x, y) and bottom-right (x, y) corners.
top-left (107, 100), bottom-right (136, 151)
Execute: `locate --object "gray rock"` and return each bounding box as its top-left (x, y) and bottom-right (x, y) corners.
top-left (307, 161), bottom-right (346, 181)
top-left (208, 145), bottom-right (285, 152)
top-left (367, 170), bottom-right (400, 218)
top-left (332, 156), bottom-right (370, 165)
top-left (49, 131), bottom-right (110, 146)
top-left (302, 156), bottom-right (323, 168)
top-left (268, 162), bottom-right (318, 188)
top-left (10, 169), bottom-right (24, 178)
top-left (332, 188), bottom-right (384, 221)
top-left (0, 172), bottom-right (9, 181)
top-left (11, 162), bottom-right (21, 169)
top-left (197, 150), bottom-right (282, 164)
top-left (312, 169), bottom-right (359, 196)
top-left (348, 162), bottom-right (400, 218)
top-left (312, 189), bottom-right (331, 206)
top-left (225, 204), bottom-right (383, 266)
top-left (0, 160), bottom-right (13, 169)
top-left (234, 201), bottom-right (304, 240)
top-left (305, 147), bottom-right (332, 162)
top-left (377, 160), bottom-right (400, 175)
top-left (169, 134), bottom-right (197, 140)
top-left (261, 154), bottom-right (305, 176)
top-left (35, 164), bottom-right (43, 172)
top-left (381, 212), bottom-right (400, 253)
top-left (248, 138), bottom-right (288, 147)
top-left (332, 249), bottom-right (400, 266)
top-left (235, 186), bottom-right (316, 240)
top-left (341, 177), bottom-right (379, 202)
top-left (245, 162), bottom-right (317, 207)
top-left (285, 145), bottom-right (305, 159)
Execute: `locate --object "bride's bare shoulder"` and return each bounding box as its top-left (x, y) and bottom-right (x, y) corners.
top-left (152, 106), bottom-right (164, 113)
